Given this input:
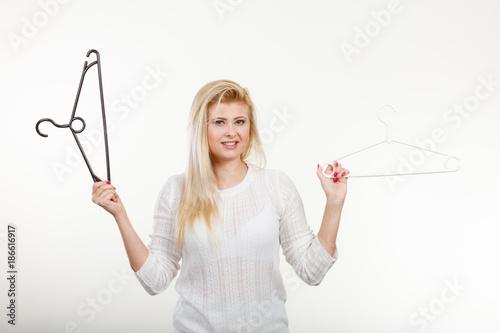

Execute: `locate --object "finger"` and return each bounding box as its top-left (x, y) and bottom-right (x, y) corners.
top-left (338, 167), bottom-right (347, 177)
top-left (96, 183), bottom-right (116, 197)
top-left (332, 165), bottom-right (350, 182)
top-left (92, 185), bottom-right (116, 204)
top-left (104, 190), bottom-right (118, 203)
top-left (105, 180), bottom-right (117, 190)
top-left (92, 179), bottom-right (111, 194)
top-left (318, 163), bottom-right (333, 178)
top-left (101, 187), bottom-right (118, 198)
top-left (98, 189), bottom-right (118, 206)
top-left (92, 180), bottom-right (104, 194)
top-left (332, 166), bottom-right (345, 178)
top-left (92, 184), bottom-right (107, 200)
top-left (317, 164), bottom-right (324, 179)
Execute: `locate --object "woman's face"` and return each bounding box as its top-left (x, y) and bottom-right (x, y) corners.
top-left (207, 101), bottom-right (250, 164)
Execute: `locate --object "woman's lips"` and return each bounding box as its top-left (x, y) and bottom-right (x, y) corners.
top-left (221, 142), bottom-right (238, 149)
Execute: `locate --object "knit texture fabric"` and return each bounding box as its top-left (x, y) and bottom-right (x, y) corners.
top-left (134, 163), bottom-right (338, 333)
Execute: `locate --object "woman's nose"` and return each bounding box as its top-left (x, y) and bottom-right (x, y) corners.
top-left (225, 123), bottom-right (237, 135)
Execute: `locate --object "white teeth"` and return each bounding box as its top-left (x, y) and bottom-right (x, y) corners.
top-left (223, 142), bottom-right (236, 146)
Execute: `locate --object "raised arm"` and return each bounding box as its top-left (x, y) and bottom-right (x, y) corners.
top-left (91, 176), bottom-right (183, 295)
top-left (92, 180), bottom-right (148, 271)
top-left (277, 170), bottom-right (339, 286)
top-left (316, 161), bottom-right (349, 256)
top-left (132, 176), bottom-right (183, 295)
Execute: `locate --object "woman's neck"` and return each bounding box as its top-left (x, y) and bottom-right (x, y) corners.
top-left (212, 160), bottom-right (248, 190)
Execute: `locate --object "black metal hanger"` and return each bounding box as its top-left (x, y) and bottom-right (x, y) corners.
top-left (36, 49), bottom-right (111, 183)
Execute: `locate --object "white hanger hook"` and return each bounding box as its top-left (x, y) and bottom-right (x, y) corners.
top-left (377, 104), bottom-right (397, 143)
top-left (444, 156), bottom-right (461, 172)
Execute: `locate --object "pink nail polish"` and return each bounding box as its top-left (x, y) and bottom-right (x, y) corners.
top-left (335, 162), bottom-right (338, 167)
top-left (317, 164), bottom-right (319, 169)
top-left (106, 181), bottom-right (110, 184)
top-left (334, 172), bottom-right (338, 177)
top-left (342, 172), bottom-right (346, 176)
top-left (334, 178), bottom-right (338, 182)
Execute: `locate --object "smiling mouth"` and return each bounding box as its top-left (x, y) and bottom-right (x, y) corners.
top-left (221, 141), bottom-right (239, 149)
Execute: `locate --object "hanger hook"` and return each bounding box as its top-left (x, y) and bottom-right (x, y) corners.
top-left (86, 49), bottom-right (99, 59)
top-left (377, 104), bottom-right (396, 143)
top-left (444, 156), bottom-right (461, 172)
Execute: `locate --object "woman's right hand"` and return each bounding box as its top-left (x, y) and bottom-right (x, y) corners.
top-left (92, 179), bottom-right (125, 218)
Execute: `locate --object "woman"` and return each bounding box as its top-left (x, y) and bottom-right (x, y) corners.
top-left (91, 79), bottom-right (349, 332)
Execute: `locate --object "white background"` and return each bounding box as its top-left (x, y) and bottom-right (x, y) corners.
top-left (1, 0), bottom-right (499, 332)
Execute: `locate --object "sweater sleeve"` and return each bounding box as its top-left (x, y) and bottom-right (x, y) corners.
top-left (277, 171), bottom-right (338, 286)
top-left (134, 175), bottom-right (183, 295)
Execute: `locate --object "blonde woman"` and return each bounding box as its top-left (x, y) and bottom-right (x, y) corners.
top-left (91, 79), bottom-right (349, 332)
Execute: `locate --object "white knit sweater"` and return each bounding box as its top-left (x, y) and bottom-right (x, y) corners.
top-left (134, 163), bottom-right (338, 332)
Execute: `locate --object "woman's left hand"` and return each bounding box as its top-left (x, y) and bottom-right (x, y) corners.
top-left (316, 161), bottom-right (349, 205)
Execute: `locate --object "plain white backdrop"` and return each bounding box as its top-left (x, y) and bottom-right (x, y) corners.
top-left (1, 0), bottom-right (499, 332)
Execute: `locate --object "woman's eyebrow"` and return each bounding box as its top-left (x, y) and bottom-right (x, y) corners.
top-left (213, 116), bottom-right (247, 120)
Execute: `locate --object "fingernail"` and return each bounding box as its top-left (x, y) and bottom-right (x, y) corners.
top-left (106, 181), bottom-right (110, 184)
top-left (317, 164), bottom-right (319, 169)
top-left (114, 187), bottom-right (116, 190)
top-left (335, 162), bottom-right (338, 167)
top-left (342, 172), bottom-right (346, 176)
top-left (334, 172), bottom-right (338, 177)
top-left (334, 178), bottom-right (338, 182)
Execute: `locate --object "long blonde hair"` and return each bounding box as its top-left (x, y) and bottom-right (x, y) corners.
top-left (175, 79), bottom-right (267, 253)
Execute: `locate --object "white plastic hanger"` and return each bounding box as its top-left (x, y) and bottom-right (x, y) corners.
top-left (321, 104), bottom-right (461, 178)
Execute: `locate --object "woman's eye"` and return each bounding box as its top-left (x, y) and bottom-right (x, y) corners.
top-left (213, 119), bottom-right (245, 125)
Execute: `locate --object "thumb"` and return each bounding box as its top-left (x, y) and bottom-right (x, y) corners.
top-left (317, 164), bottom-right (324, 179)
